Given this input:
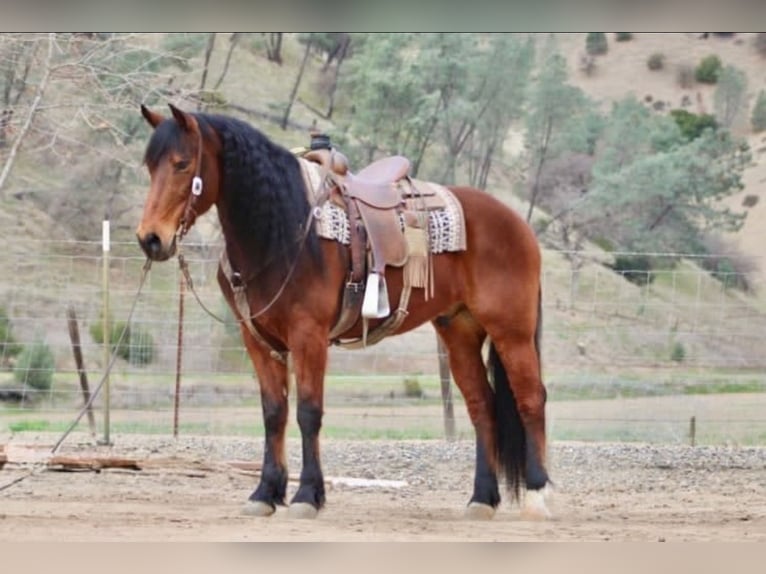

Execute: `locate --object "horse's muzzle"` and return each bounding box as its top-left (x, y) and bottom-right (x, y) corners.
top-left (137, 232), bottom-right (176, 261)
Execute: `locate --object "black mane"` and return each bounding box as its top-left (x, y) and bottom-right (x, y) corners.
top-left (144, 112), bottom-right (321, 282)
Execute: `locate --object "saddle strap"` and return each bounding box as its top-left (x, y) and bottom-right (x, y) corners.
top-left (333, 283), bottom-right (412, 350)
top-left (219, 253), bottom-right (288, 365)
top-left (344, 196), bottom-right (368, 283)
top-left (327, 280), bottom-right (365, 341)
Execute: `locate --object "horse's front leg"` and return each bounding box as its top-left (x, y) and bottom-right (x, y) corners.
top-left (286, 326), bottom-right (329, 519)
top-left (238, 326), bottom-right (290, 517)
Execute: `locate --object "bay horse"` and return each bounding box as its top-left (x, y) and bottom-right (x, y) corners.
top-left (136, 104), bottom-right (551, 520)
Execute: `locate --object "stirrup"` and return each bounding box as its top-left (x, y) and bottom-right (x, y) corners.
top-left (361, 272), bottom-right (390, 319)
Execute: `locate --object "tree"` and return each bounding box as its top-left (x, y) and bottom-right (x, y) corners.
top-left (0, 33), bottom-right (208, 238)
top-left (587, 126), bottom-right (749, 253)
top-left (306, 33), bottom-right (352, 119)
top-left (415, 33), bottom-right (534, 185)
top-left (0, 33), bottom-right (55, 194)
top-left (528, 152), bottom-right (596, 305)
top-left (338, 33), bottom-right (535, 184)
top-left (263, 33), bottom-right (283, 64)
top-left (751, 90), bottom-right (766, 132)
top-left (414, 33), bottom-right (481, 183)
top-left (196, 33), bottom-right (217, 110)
top-left (457, 34), bottom-right (534, 189)
top-left (536, 94), bottom-right (748, 292)
top-left (338, 33), bottom-right (439, 172)
top-left (592, 96), bottom-right (684, 178)
top-left (213, 33), bottom-right (243, 91)
top-left (585, 33), bottom-right (608, 55)
top-left (524, 38), bottom-right (592, 221)
top-left (281, 35), bottom-right (314, 130)
top-left (713, 64), bottom-right (748, 129)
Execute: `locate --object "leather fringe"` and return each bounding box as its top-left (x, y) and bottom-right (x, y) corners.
top-left (403, 225), bottom-right (432, 299)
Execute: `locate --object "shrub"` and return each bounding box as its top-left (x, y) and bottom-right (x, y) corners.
top-left (585, 33), bottom-right (608, 56)
top-left (14, 341), bottom-right (55, 391)
top-left (647, 52), bottom-right (665, 71)
top-left (610, 254), bottom-right (656, 286)
top-left (698, 235), bottom-right (757, 292)
top-left (615, 33), bottom-right (633, 42)
top-left (125, 327), bottom-right (155, 366)
top-left (0, 307), bottom-right (22, 363)
top-left (669, 109), bottom-right (718, 141)
top-left (742, 194), bottom-right (759, 208)
top-left (90, 318), bottom-right (130, 357)
top-left (90, 318), bottom-right (155, 365)
top-left (751, 90), bottom-right (766, 132)
top-left (402, 377), bottom-right (424, 398)
top-left (695, 54), bottom-right (722, 84)
top-left (670, 341), bottom-right (686, 363)
top-left (701, 256), bottom-right (755, 293)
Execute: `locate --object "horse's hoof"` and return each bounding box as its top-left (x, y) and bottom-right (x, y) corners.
top-left (242, 500), bottom-right (276, 517)
top-left (288, 502), bottom-right (319, 519)
top-left (464, 502), bottom-right (496, 520)
top-left (520, 486), bottom-right (552, 521)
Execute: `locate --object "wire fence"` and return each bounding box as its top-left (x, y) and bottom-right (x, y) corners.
top-left (1, 238), bottom-right (765, 446)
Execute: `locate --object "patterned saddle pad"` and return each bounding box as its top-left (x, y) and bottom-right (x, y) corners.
top-left (298, 158), bottom-right (466, 253)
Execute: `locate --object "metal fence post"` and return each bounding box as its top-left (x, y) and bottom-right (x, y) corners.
top-left (100, 219), bottom-right (112, 446)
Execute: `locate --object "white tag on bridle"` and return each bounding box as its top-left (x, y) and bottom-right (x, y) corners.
top-left (191, 176), bottom-right (203, 196)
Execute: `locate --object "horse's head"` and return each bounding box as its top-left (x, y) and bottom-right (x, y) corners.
top-left (136, 104), bottom-right (220, 261)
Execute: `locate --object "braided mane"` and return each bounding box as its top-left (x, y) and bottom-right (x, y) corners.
top-left (145, 112), bottom-right (321, 281)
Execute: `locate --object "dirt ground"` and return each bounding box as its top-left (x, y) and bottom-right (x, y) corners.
top-left (0, 434), bottom-right (764, 542)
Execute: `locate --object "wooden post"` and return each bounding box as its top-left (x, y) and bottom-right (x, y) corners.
top-left (66, 306), bottom-right (96, 437)
top-left (689, 415), bottom-right (696, 447)
top-left (436, 334), bottom-right (456, 441)
top-left (173, 272), bottom-right (185, 439)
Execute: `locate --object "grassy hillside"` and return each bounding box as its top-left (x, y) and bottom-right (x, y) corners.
top-left (555, 32), bottom-right (766, 283)
top-left (1, 32), bottom-right (765, 390)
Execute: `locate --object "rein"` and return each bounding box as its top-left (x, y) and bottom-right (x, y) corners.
top-left (177, 205), bottom-right (316, 324)
top-left (174, 126), bottom-right (321, 364)
top-left (0, 258), bottom-right (154, 494)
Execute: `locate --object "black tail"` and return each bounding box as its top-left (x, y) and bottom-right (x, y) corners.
top-left (489, 286), bottom-right (543, 502)
top-left (489, 342), bottom-right (525, 502)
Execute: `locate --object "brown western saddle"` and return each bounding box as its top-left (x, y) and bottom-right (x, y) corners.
top-left (300, 134), bottom-right (444, 347)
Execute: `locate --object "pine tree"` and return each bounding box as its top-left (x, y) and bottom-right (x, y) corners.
top-left (751, 90), bottom-right (766, 132)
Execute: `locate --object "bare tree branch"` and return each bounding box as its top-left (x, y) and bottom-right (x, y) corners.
top-left (213, 33), bottom-right (240, 91)
top-left (0, 33), bottom-right (55, 196)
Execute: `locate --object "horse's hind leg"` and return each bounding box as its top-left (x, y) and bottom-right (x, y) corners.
top-left (488, 329), bottom-right (551, 519)
top-left (432, 309), bottom-right (499, 519)
top-left (239, 328), bottom-right (290, 517)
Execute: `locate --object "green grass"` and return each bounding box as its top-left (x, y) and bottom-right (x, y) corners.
top-left (5, 369), bottom-right (764, 417)
top-left (8, 419), bottom-right (55, 432)
top-left (7, 414), bottom-right (763, 445)
top-left (546, 372), bottom-right (766, 401)
top-left (3, 417), bottom-right (450, 440)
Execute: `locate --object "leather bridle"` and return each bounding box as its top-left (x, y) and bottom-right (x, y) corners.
top-left (176, 126), bottom-right (205, 242)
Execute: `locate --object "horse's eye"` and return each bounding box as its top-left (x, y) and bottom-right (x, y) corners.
top-left (173, 160), bottom-right (190, 171)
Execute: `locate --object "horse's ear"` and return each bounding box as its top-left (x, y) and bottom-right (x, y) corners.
top-left (168, 103), bottom-right (197, 132)
top-left (140, 104), bottom-right (165, 129)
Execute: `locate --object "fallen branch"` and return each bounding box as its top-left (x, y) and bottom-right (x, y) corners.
top-left (47, 455), bottom-right (142, 472)
top-left (0, 448), bottom-right (407, 488)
